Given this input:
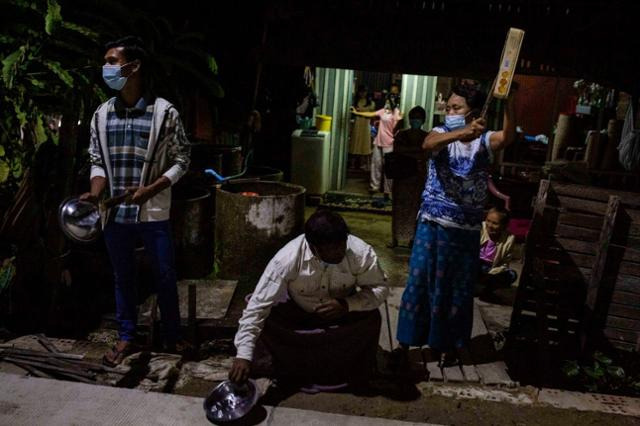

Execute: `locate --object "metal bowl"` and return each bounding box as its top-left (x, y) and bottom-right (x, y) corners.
top-left (58, 197), bottom-right (101, 243)
top-left (203, 379), bottom-right (259, 423)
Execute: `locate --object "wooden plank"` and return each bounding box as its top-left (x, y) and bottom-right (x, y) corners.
top-left (614, 274), bottom-right (640, 294)
top-left (426, 361), bottom-right (443, 381)
top-left (610, 245), bottom-right (640, 263)
top-left (471, 300), bottom-right (489, 337)
top-left (625, 208), bottom-right (640, 223)
top-left (539, 265), bottom-right (591, 283)
top-left (515, 312), bottom-right (581, 331)
top-left (533, 248), bottom-right (595, 269)
top-left (608, 303), bottom-right (640, 320)
top-left (603, 327), bottom-right (639, 345)
top-left (608, 339), bottom-right (637, 352)
top-left (611, 291), bottom-right (640, 307)
top-left (586, 196), bottom-right (620, 312)
top-left (606, 316), bottom-right (640, 331)
top-left (555, 196), bottom-right (608, 215)
top-left (443, 365), bottom-right (466, 383)
top-left (554, 224), bottom-right (600, 242)
top-left (552, 183), bottom-right (640, 207)
top-left (554, 238), bottom-right (597, 255)
top-left (510, 179), bottom-right (549, 339)
top-left (620, 261), bottom-right (640, 277)
top-left (557, 212), bottom-right (603, 230)
top-left (461, 365), bottom-right (481, 382)
top-left (475, 361), bottom-right (512, 385)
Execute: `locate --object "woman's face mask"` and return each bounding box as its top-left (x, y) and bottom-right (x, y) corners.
top-left (444, 114), bottom-right (466, 130)
top-left (102, 63), bottom-right (129, 91)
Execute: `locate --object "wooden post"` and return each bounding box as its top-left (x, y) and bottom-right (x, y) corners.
top-left (509, 179), bottom-right (550, 332)
top-left (508, 179), bottom-right (550, 384)
top-left (581, 195), bottom-right (620, 350)
top-left (188, 284), bottom-right (197, 348)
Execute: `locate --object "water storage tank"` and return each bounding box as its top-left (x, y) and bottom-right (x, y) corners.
top-left (290, 130), bottom-right (330, 195)
top-left (215, 181), bottom-right (305, 282)
top-left (171, 185), bottom-right (214, 279)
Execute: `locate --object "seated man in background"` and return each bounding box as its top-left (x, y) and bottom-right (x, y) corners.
top-left (478, 206), bottom-right (518, 298)
top-left (229, 210), bottom-right (389, 390)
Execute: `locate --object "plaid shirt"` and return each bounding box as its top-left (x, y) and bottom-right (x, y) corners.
top-left (107, 96), bottom-right (153, 224)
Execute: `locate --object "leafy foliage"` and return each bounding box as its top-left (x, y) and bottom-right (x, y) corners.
top-left (562, 351), bottom-right (640, 396)
top-left (0, 0), bottom-right (103, 199)
top-left (0, 0), bottom-right (223, 206)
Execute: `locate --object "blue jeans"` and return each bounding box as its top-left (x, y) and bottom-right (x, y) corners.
top-left (103, 221), bottom-right (180, 344)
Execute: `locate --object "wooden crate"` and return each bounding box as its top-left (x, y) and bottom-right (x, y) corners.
top-left (508, 181), bottom-right (640, 382)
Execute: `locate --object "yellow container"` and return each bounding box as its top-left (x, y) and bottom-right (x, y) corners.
top-left (315, 114), bottom-right (332, 132)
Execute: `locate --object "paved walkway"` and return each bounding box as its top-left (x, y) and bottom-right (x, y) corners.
top-left (0, 372), bottom-right (440, 426)
top-left (379, 288), bottom-right (513, 386)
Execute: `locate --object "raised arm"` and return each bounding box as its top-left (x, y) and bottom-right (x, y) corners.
top-left (489, 92), bottom-right (517, 151)
top-left (350, 106), bottom-right (379, 118)
top-left (422, 118), bottom-right (486, 152)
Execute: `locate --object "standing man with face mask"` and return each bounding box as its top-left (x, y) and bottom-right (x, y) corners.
top-left (80, 36), bottom-right (190, 366)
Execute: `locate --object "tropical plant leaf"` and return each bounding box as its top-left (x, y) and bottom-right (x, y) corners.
top-left (43, 60), bottom-right (74, 87)
top-left (11, 159), bottom-right (23, 179)
top-left (0, 35), bottom-right (16, 45)
top-left (561, 360), bottom-right (580, 377)
top-left (0, 160), bottom-right (10, 183)
top-left (594, 351), bottom-right (613, 365)
top-left (94, 85), bottom-right (108, 102)
top-left (34, 114), bottom-right (47, 145)
top-left (1, 47), bottom-right (26, 89)
top-left (0, 146), bottom-right (5, 157)
top-left (30, 78), bottom-right (45, 89)
top-left (61, 21), bottom-right (98, 40)
top-left (45, 0), bottom-right (63, 35)
top-left (207, 55), bottom-right (218, 75)
top-left (0, 257), bottom-right (16, 294)
top-left (606, 365), bottom-right (625, 379)
top-left (13, 104), bottom-right (27, 128)
top-left (584, 365), bottom-right (605, 379)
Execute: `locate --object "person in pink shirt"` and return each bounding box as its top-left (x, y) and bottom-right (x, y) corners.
top-left (351, 84), bottom-right (403, 198)
top-left (478, 206), bottom-right (517, 299)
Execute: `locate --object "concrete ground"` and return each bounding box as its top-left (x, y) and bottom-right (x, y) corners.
top-left (2, 209), bottom-right (638, 425)
top-left (0, 372), bottom-right (440, 426)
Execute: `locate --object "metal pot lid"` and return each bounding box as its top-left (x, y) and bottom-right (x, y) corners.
top-left (58, 197), bottom-right (101, 243)
top-left (203, 379), bottom-right (259, 423)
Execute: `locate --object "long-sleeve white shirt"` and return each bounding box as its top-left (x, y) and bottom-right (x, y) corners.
top-left (234, 234), bottom-right (389, 361)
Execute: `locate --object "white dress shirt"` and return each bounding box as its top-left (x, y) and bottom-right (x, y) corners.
top-left (234, 234), bottom-right (389, 361)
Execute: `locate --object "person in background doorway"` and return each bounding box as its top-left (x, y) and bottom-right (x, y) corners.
top-left (81, 36), bottom-right (190, 366)
top-left (351, 84), bottom-right (403, 200)
top-left (387, 106), bottom-right (430, 247)
top-left (478, 206), bottom-right (517, 299)
top-left (229, 210), bottom-right (389, 390)
top-left (348, 85), bottom-right (375, 170)
top-left (395, 81), bottom-right (517, 368)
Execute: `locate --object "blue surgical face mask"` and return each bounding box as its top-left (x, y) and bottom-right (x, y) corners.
top-left (102, 64), bottom-right (128, 91)
top-left (409, 119), bottom-right (424, 130)
top-left (444, 114), bottom-right (466, 130)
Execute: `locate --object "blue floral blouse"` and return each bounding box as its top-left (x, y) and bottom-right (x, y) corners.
top-left (418, 126), bottom-right (494, 230)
